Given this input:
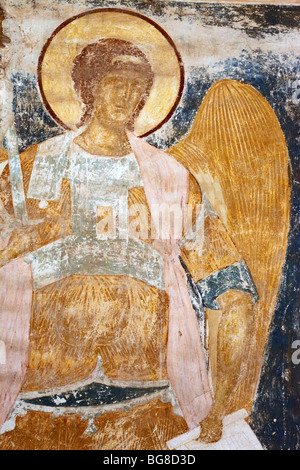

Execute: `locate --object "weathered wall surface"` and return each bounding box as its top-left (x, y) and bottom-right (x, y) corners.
top-left (0, 0), bottom-right (299, 450)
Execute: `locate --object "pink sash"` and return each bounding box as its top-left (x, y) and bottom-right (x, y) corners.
top-left (127, 131), bottom-right (212, 429)
top-left (0, 253), bottom-right (32, 430)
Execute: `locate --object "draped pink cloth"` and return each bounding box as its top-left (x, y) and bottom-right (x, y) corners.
top-left (127, 131), bottom-right (212, 429)
top-left (0, 252), bottom-right (32, 430)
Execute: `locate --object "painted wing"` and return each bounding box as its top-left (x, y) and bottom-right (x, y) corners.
top-left (169, 79), bottom-right (291, 413)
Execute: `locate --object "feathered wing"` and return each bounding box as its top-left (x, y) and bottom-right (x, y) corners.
top-left (169, 79), bottom-right (291, 414)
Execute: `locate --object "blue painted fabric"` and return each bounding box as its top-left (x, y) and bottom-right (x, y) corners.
top-left (197, 261), bottom-right (258, 310)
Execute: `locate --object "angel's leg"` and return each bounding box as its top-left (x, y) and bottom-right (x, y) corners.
top-left (198, 290), bottom-right (255, 443)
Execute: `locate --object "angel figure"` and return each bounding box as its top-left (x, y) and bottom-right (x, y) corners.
top-left (0, 10), bottom-right (290, 450)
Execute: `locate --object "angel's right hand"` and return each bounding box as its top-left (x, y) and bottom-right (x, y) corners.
top-left (0, 218), bottom-right (46, 267)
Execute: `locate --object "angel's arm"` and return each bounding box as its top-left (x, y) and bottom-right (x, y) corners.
top-left (180, 179), bottom-right (257, 436)
top-left (181, 178), bottom-right (258, 311)
top-left (0, 145), bottom-right (69, 268)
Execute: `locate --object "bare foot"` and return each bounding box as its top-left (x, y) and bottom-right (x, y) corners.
top-left (197, 414), bottom-right (223, 443)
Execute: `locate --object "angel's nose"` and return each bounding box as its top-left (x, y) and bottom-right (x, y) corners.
top-left (119, 80), bottom-right (136, 100)
top-left (122, 83), bottom-right (134, 101)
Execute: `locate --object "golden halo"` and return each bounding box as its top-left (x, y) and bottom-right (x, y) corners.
top-left (38, 8), bottom-right (184, 136)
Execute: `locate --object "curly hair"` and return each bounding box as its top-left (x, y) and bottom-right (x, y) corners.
top-left (72, 38), bottom-right (154, 128)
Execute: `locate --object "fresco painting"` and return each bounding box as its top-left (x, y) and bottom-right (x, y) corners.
top-left (0, 0), bottom-right (298, 451)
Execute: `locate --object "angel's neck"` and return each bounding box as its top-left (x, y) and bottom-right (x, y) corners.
top-left (74, 117), bottom-right (131, 157)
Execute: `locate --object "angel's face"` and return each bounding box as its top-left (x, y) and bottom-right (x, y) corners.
top-left (93, 69), bottom-right (150, 128)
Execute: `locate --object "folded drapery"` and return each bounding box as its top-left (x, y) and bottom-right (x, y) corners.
top-left (0, 256), bottom-right (32, 430)
top-left (127, 131), bottom-right (212, 429)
